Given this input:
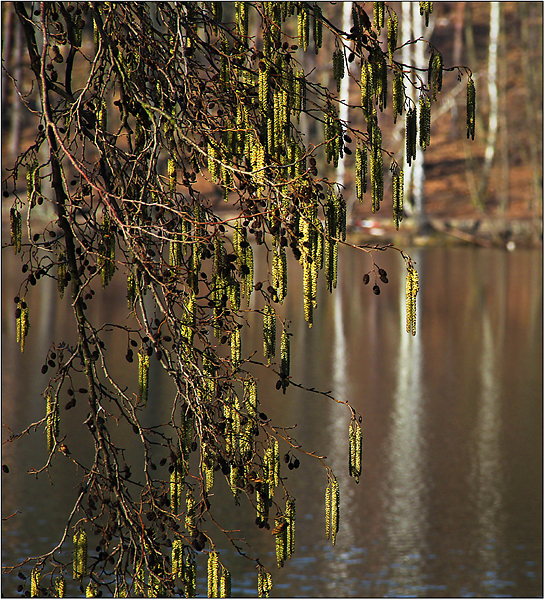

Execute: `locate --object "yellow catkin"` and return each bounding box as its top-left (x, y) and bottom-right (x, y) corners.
top-left (185, 489), bottom-right (196, 534)
top-left (262, 305), bottom-right (276, 362)
top-left (86, 582), bottom-right (97, 597)
top-left (170, 463), bottom-right (183, 513)
top-left (73, 529), bottom-right (87, 581)
top-left (419, 94), bottom-right (431, 149)
top-left (298, 5), bottom-right (309, 51)
top-left (374, 2), bottom-right (385, 31)
top-left (275, 517), bottom-right (287, 568)
top-left (387, 11), bottom-right (398, 65)
top-left (54, 575), bottom-right (66, 598)
top-left (286, 497), bottom-right (296, 558)
top-left (30, 566), bottom-right (40, 597)
top-left (230, 326), bottom-right (241, 368)
top-left (138, 349), bottom-right (150, 406)
top-left (393, 70), bottom-right (404, 124)
top-left (349, 421), bottom-right (363, 483)
top-left (406, 266), bottom-right (419, 336)
top-left (220, 565), bottom-right (231, 598)
top-left (46, 393), bottom-right (59, 454)
top-left (17, 301), bottom-right (30, 353)
top-left (280, 328), bottom-right (290, 385)
top-left (207, 551), bottom-right (219, 598)
top-left (258, 570), bottom-right (273, 598)
top-left (325, 476), bottom-right (340, 545)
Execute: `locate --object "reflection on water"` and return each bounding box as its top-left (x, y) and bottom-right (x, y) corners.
top-left (2, 246), bottom-right (542, 597)
top-left (384, 249), bottom-right (427, 596)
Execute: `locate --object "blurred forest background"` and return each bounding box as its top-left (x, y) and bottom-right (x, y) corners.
top-left (2, 2), bottom-right (543, 245)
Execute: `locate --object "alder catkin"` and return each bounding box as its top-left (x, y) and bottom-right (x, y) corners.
top-left (207, 551), bottom-right (219, 599)
top-left (55, 575), bottom-right (66, 598)
top-left (30, 566), bottom-right (40, 598)
top-left (419, 94), bottom-right (431, 149)
top-left (313, 4), bottom-right (322, 53)
top-left (406, 266), bottom-right (419, 336)
top-left (467, 77), bottom-right (476, 140)
top-left (262, 304), bottom-right (276, 363)
top-left (138, 348), bottom-right (150, 406)
top-left (387, 11), bottom-right (398, 64)
top-left (46, 393), bottom-right (59, 454)
top-left (392, 167), bottom-right (404, 230)
top-left (16, 300), bottom-right (30, 353)
top-left (392, 70), bottom-right (404, 124)
top-left (429, 52), bottom-right (443, 101)
top-left (349, 421), bottom-right (363, 483)
top-left (405, 106), bottom-right (417, 166)
top-left (373, 2), bottom-right (385, 31)
top-left (10, 207), bottom-right (22, 254)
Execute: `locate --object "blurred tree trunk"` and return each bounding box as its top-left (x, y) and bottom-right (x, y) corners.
top-left (401, 2), bottom-right (428, 230)
top-left (476, 2), bottom-right (500, 206)
top-left (338, 2), bottom-right (352, 220)
top-left (519, 2), bottom-right (543, 218)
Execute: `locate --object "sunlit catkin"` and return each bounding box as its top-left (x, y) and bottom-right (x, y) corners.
top-left (275, 517), bottom-right (288, 568)
top-left (170, 463), bottom-right (182, 513)
top-left (235, 1), bottom-right (248, 40)
top-left (46, 393), bottom-right (59, 454)
top-left (419, 1), bottom-right (434, 27)
top-left (355, 145), bottom-right (368, 201)
top-left (207, 551), bottom-right (220, 598)
top-left (172, 537), bottom-right (183, 579)
top-left (393, 70), bottom-right (404, 124)
top-left (54, 575), bottom-right (66, 598)
top-left (325, 476), bottom-right (340, 545)
top-left (280, 328), bottom-right (290, 386)
top-left (467, 77), bottom-right (476, 140)
top-left (86, 583), bottom-right (97, 597)
top-left (220, 565), bottom-right (231, 598)
top-left (349, 420), bottom-right (363, 483)
top-left (138, 348), bottom-right (150, 406)
top-left (30, 566), bottom-right (40, 597)
top-left (185, 489), bottom-right (196, 534)
top-left (406, 266), bottom-right (419, 336)
top-left (230, 325), bottom-right (241, 368)
top-left (73, 529), bottom-right (87, 581)
top-left (374, 2), bottom-right (385, 30)
top-left (285, 497), bottom-right (296, 558)
top-left (392, 167), bottom-right (404, 230)
top-left (298, 5), bottom-right (309, 51)
top-left (387, 11), bottom-right (398, 64)
top-left (419, 94), bottom-right (431, 149)
top-left (262, 305), bottom-right (276, 363)
top-left (258, 570), bottom-right (273, 598)
top-left (16, 300), bottom-right (30, 353)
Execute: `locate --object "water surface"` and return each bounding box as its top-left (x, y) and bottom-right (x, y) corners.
top-left (2, 245), bottom-right (542, 597)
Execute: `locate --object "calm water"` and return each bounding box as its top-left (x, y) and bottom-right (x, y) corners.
top-left (2, 245), bottom-right (543, 597)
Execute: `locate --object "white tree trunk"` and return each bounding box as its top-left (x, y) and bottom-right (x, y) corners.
top-left (337, 1), bottom-right (352, 201)
top-left (411, 1), bottom-right (426, 225)
top-left (479, 1), bottom-right (500, 200)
